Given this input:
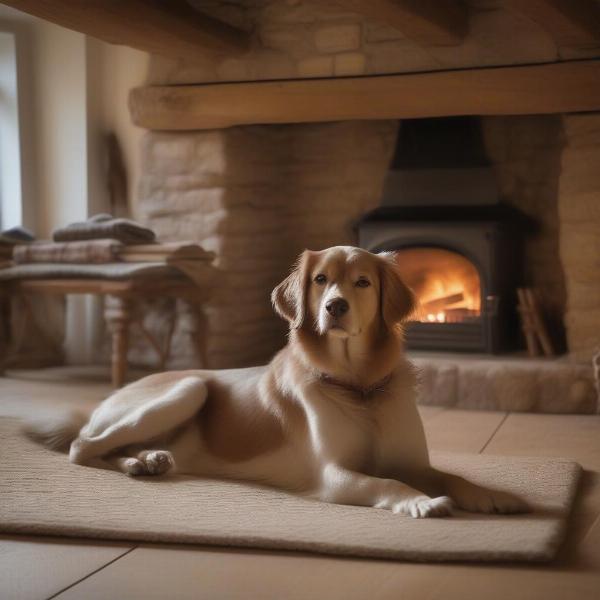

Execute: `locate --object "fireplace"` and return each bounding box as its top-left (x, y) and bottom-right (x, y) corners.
top-left (358, 116), bottom-right (530, 353)
top-left (359, 204), bottom-right (526, 353)
top-left (122, 4), bottom-right (598, 411)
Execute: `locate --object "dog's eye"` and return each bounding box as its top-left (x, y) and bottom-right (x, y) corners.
top-left (314, 274), bottom-right (327, 284)
top-left (356, 278), bottom-right (370, 288)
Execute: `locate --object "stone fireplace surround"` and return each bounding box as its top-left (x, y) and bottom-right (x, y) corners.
top-left (128, 1), bottom-right (600, 413)
top-left (134, 114), bottom-right (599, 413)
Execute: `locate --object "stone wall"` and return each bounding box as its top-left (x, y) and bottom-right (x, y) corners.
top-left (147, 0), bottom-right (599, 86)
top-left (134, 113), bottom-right (600, 369)
top-left (482, 115), bottom-right (567, 352)
top-left (126, 1), bottom-right (600, 410)
top-left (559, 114), bottom-right (600, 363)
top-left (137, 120), bottom-right (398, 368)
top-left (482, 111), bottom-right (600, 364)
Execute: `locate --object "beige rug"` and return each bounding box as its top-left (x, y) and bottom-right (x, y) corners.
top-left (0, 418), bottom-right (581, 562)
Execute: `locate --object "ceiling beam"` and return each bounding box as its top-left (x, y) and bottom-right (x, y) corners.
top-left (504, 0), bottom-right (600, 48)
top-left (1, 0), bottom-right (249, 59)
top-left (330, 0), bottom-right (468, 46)
top-left (129, 59), bottom-right (600, 131)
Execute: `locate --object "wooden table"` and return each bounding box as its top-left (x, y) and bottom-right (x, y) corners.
top-left (1, 277), bottom-right (204, 388)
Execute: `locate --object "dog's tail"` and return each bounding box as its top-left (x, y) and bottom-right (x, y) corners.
top-left (22, 408), bottom-right (87, 453)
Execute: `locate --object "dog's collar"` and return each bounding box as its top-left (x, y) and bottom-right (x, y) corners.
top-left (318, 372), bottom-right (393, 397)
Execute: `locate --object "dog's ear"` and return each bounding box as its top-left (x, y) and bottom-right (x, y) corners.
top-left (272, 250), bottom-right (311, 329)
top-left (378, 251), bottom-right (416, 329)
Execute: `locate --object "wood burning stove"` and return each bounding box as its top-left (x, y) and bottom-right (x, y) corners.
top-left (358, 116), bottom-right (531, 353)
top-left (359, 205), bottom-right (527, 353)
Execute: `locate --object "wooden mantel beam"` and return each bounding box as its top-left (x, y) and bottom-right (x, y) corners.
top-left (1, 0), bottom-right (248, 59)
top-left (129, 60), bottom-right (600, 131)
top-left (330, 0), bottom-right (468, 46)
top-left (505, 0), bottom-right (600, 48)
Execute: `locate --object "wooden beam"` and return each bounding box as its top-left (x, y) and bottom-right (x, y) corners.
top-left (505, 0), bottom-right (600, 48)
top-left (331, 0), bottom-right (468, 46)
top-left (129, 60), bottom-right (600, 131)
top-left (1, 0), bottom-right (248, 59)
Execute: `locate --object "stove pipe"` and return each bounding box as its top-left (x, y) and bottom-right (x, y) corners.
top-left (381, 116), bottom-right (499, 207)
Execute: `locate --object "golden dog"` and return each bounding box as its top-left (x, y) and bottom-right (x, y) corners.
top-left (27, 246), bottom-right (527, 518)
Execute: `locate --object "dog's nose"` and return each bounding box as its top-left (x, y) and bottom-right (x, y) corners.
top-left (325, 298), bottom-right (349, 318)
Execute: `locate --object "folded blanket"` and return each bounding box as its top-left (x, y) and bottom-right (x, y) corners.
top-left (13, 239), bottom-right (124, 264)
top-left (119, 242), bottom-right (215, 263)
top-left (0, 262), bottom-right (183, 281)
top-left (53, 213), bottom-right (155, 245)
top-left (0, 226), bottom-right (35, 245)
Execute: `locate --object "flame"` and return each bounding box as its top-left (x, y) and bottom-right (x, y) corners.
top-left (393, 248), bottom-right (481, 324)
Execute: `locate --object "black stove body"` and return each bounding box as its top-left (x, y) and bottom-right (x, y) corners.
top-left (359, 205), bottom-right (527, 353)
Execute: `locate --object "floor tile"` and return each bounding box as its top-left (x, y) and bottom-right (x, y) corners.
top-left (483, 413), bottom-right (600, 470)
top-left (0, 536), bottom-right (133, 600)
top-left (54, 542), bottom-right (600, 600)
top-left (424, 409), bottom-right (507, 453)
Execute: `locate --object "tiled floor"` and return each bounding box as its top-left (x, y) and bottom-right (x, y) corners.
top-left (1, 368), bottom-right (599, 600)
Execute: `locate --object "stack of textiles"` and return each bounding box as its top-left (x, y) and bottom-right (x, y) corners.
top-left (13, 239), bottom-right (123, 265)
top-left (0, 227), bottom-right (34, 269)
top-left (1, 214), bottom-right (215, 284)
top-left (52, 213), bottom-right (156, 245)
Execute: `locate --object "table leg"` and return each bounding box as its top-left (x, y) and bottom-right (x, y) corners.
top-left (104, 295), bottom-right (131, 388)
top-left (178, 297), bottom-right (208, 368)
top-left (0, 290), bottom-right (10, 374)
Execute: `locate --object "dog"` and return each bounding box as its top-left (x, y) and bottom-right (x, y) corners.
top-left (26, 246), bottom-right (528, 518)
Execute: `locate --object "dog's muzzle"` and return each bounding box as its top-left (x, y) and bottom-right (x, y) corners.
top-left (325, 298), bottom-right (349, 318)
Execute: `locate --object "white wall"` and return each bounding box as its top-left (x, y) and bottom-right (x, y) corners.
top-left (86, 39), bottom-right (149, 217)
top-left (32, 19), bottom-right (89, 237)
top-left (0, 31), bottom-right (22, 230)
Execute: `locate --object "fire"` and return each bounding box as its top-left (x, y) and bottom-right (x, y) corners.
top-left (393, 247), bottom-right (481, 324)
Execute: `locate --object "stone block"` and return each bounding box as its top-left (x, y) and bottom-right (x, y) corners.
top-left (334, 52), bottom-right (367, 76)
top-left (259, 24), bottom-right (311, 54)
top-left (566, 305), bottom-right (600, 339)
top-left (563, 113), bottom-right (600, 148)
top-left (367, 39), bottom-right (439, 74)
top-left (364, 23), bottom-right (405, 43)
top-left (558, 191), bottom-right (600, 223)
top-left (561, 224), bottom-right (600, 273)
top-left (247, 50), bottom-right (296, 80)
top-left (314, 24), bottom-right (361, 53)
top-left (296, 55), bottom-right (334, 77)
top-left (412, 354), bottom-right (597, 414)
top-left (490, 366), bottom-right (537, 412)
top-left (416, 363), bottom-right (457, 407)
top-left (456, 365), bottom-right (495, 411)
top-left (261, 2), bottom-right (318, 25)
top-left (537, 366), bottom-right (597, 413)
top-left (565, 276), bottom-right (600, 309)
top-left (217, 58), bottom-right (251, 81)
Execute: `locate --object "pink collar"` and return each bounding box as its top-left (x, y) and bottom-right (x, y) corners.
top-left (318, 372), bottom-right (393, 397)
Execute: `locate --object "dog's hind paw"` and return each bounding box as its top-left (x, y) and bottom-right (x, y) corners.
top-left (142, 450), bottom-right (174, 475)
top-left (123, 458), bottom-right (148, 477)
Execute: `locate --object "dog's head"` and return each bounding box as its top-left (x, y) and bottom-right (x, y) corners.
top-left (272, 246), bottom-right (415, 339)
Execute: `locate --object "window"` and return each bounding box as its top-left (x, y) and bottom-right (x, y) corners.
top-left (0, 31), bottom-right (22, 230)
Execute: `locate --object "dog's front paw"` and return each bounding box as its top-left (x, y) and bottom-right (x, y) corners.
top-left (452, 483), bottom-right (529, 514)
top-left (143, 450), bottom-right (174, 475)
top-left (392, 495), bottom-right (454, 518)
